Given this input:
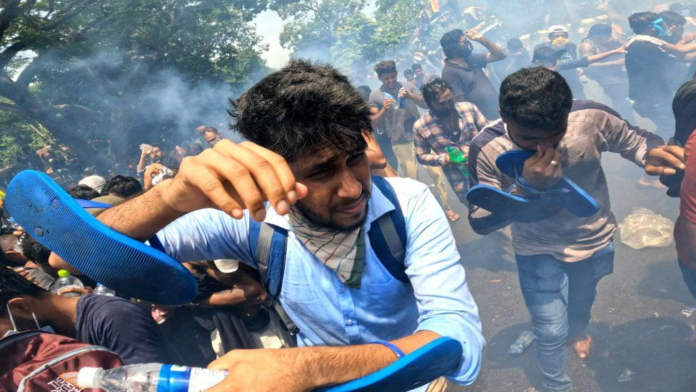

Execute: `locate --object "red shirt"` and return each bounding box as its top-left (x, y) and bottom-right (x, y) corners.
top-left (680, 131), bottom-right (696, 224)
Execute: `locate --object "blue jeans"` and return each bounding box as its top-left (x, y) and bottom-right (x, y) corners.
top-left (678, 259), bottom-right (696, 300)
top-left (516, 243), bottom-right (614, 392)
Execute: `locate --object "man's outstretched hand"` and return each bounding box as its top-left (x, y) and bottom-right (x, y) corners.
top-left (160, 140), bottom-right (307, 222)
top-left (645, 145), bottom-right (685, 176)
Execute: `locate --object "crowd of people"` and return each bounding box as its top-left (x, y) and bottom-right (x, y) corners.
top-left (1, 1), bottom-right (696, 391)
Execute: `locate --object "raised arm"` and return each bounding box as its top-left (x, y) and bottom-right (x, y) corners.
top-left (98, 140), bottom-right (305, 241)
top-left (466, 29), bottom-right (507, 63)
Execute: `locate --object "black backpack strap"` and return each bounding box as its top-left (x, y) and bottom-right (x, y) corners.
top-left (368, 176), bottom-right (409, 284)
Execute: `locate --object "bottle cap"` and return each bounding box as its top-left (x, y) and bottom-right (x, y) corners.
top-left (77, 367), bottom-right (101, 388)
top-left (57, 270), bottom-right (71, 278)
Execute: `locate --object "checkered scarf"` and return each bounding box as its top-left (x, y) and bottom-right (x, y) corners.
top-left (289, 208), bottom-right (365, 288)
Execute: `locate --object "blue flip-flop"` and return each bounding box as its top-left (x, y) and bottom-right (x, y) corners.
top-left (495, 151), bottom-right (599, 218)
top-left (324, 337), bottom-right (462, 392)
top-left (5, 170), bottom-right (197, 305)
top-left (467, 184), bottom-right (560, 223)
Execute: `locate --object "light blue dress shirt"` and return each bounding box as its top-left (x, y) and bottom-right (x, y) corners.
top-left (156, 177), bottom-right (484, 385)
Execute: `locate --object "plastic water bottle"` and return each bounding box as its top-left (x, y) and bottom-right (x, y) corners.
top-left (52, 270), bottom-right (84, 297)
top-left (77, 364), bottom-right (228, 392)
top-left (446, 146), bottom-right (469, 177)
top-left (93, 283), bottom-right (116, 297)
top-left (139, 143), bottom-right (154, 152)
top-left (397, 87), bottom-right (406, 108)
top-left (383, 92), bottom-right (398, 110)
top-left (509, 330), bottom-right (534, 355)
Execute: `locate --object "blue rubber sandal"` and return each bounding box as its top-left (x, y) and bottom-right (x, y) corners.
top-left (324, 337), bottom-right (463, 392)
top-left (495, 151), bottom-right (599, 218)
top-left (467, 184), bottom-right (559, 223)
top-left (5, 170), bottom-right (197, 305)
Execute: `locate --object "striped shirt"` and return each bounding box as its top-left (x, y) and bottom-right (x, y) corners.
top-left (413, 102), bottom-right (489, 201)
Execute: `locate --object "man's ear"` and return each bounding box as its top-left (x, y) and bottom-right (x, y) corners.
top-left (7, 297), bottom-right (34, 320)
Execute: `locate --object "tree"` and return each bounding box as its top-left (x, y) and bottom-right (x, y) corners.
top-left (0, 0), bottom-right (269, 171)
top-left (271, 0), bottom-right (425, 77)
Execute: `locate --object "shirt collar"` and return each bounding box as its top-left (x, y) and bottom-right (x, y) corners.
top-left (262, 178), bottom-right (395, 231)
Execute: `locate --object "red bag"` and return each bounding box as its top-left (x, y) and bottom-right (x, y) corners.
top-left (0, 330), bottom-right (123, 392)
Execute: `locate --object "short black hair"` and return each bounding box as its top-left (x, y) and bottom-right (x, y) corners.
top-left (68, 184), bottom-right (100, 200)
top-left (507, 38), bottom-right (524, 51)
top-left (21, 235), bottom-right (51, 268)
top-left (230, 60), bottom-right (370, 162)
top-left (404, 69), bottom-right (414, 78)
top-left (356, 85), bottom-right (371, 102)
top-left (411, 63), bottom-right (423, 72)
top-left (422, 78), bottom-right (452, 108)
top-left (373, 60), bottom-right (397, 76)
top-left (532, 46), bottom-right (561, 64)
top-left (629, 12), bottom-right (660, 35)
top-left (441, 29), bottom-right (465, 59)
top-left (500, 67), bottom-right (573, 132)
top-left (588, 23), bottom-right (613, 39)
top-left (102, 175), bottom-right (143, 199)
top-left (0, 266), bottom-right (47, 307)
top-left (660, 10), bottom-right (687, 26)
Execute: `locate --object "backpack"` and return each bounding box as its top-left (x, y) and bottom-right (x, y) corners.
top-left (0, 331), bottom-right (123, 392)
top-left (248, 175), bottom-right (409, 335)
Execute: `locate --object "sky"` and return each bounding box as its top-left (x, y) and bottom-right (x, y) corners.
top-left (252, 10), bottom-right (292, 70)
top-left (252, 2), bottom-right (377, 70)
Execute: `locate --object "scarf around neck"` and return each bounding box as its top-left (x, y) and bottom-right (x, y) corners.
top-left (289, 208), bottom-right (365, 289)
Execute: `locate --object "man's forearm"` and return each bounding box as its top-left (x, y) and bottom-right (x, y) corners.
top-left (97, 180), bottom-right (185, 240)
top-left (299, 330), bottom-right (439, 389)
top-left (480, 37), bottom-right (506, 62)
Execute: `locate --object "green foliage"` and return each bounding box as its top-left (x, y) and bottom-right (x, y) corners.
top-left (272, 0), bottom-right (426, 75)
top-left (0, 0), bottom-right (271, 169)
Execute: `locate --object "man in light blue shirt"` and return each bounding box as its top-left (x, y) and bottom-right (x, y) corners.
top-left (98, 60), bottom-right (483, 391)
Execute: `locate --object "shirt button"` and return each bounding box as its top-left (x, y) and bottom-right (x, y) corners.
top-left (346, 319), bottom-right (354, 326)
top-left (340, 287), bottom-right (346, 293)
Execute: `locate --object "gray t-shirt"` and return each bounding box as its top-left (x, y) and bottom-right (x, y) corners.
top-left (368, 81), bottom-right (421, 144)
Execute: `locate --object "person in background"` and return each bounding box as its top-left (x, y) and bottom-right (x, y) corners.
top-left (468, 67), bottom-right (682, 392)
top-left (491, 38), bottom-right (531, 86)
top-left (532, 46), bottom-right (626, 73)
top-left (625, 12), bottom-right (683, 138)
top-left (403, 69), bottom-right (415, 83)
top-left (357, 85), bottom-right (399, 174)
top-left (536, 25), bottom-right (586, 99)
top-left (202, 127), bottom-right (223, 147)
top-left (414, 78), bottom-right (489, 220)
top-left (0, 266), bottom-right (171, 365)
top-left (579, 23), bottom-right (636, 122)
top-left (411, 63), bottom-right (436, 89)
top-left (137, 144), bottom-right (164, 176)
top-left (77, 175), bottom-right (107, 195)
top-left (660, 10), bottom-right (693, 88)
top-left (668, 80), bottom-right (696, 300)
top-left (440, 28), bottom-right (506, 119)
top-left (101, 175), bottom-right (143, 199)
top-left (368, 60), bottom-right (427, 180)
top-left (68, 184), bottom-right (100, 200)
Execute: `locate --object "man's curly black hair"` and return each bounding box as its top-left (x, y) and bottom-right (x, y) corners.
top-left (229, 60), bottom-right (370, 162)
top-left (499, 67), bottom-right (573, 132)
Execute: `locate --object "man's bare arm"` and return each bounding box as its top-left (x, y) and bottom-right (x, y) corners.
top-left (207, 330), bottom-right (440, 392)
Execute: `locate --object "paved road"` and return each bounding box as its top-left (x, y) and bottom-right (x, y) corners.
top-left (447, 152), bottom-right (696, 391)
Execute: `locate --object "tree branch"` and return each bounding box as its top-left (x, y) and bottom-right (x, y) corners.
top-left (0, 101), bottom-right (20, 112)
top-left (0, 0), bottom-right (24, 43)
top-left (44, 0), bottom-right (102, 31)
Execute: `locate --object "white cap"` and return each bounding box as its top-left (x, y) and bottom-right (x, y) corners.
top-left (77, 367), bottom-right (101, 388)
top-left (214, 259), bottom-right (240, 273)
top-left (78, 175), bottom-right (107, 193)
top-left (547, 25), bottom-right (568, 35)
